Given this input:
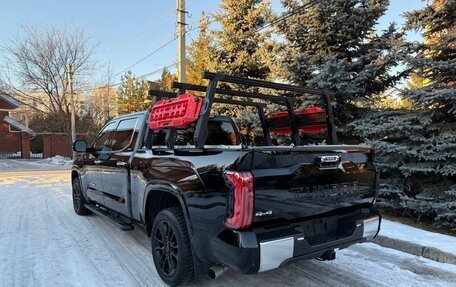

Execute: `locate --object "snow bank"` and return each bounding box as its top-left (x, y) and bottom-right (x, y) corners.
top-left (0, 156), bottom-right (72, 171)
top-left (380, 219), bottom-right (456, 256)
top-left (40, 155), bottom-right (72, 165)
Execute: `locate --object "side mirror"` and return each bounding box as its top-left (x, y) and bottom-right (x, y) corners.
top-left (73, 140), bottom-right (88, 152)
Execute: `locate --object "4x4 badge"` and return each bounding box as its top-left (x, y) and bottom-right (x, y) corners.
top-left (255, 210), bottom-right (273, 217)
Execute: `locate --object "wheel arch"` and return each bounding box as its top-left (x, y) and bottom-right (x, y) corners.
top-left (143, 185), bottom-right (194, 238)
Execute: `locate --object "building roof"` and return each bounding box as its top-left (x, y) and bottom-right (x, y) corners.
top-left (0, 93), bottom-right (20, 109)
top-left (3, 115), bottom-right (34, 134)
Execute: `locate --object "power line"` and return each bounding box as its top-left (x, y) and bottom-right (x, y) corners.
top-left (130, 10), bottom-right (175, 41)
top-left (79, 63), bottom-right (176, 93)
top-left (112, 36), bottom-right (178, 79)
top-left (84, 0), bottom-right (319, 93)
top-left (111, 31), bottom-right (178, 66)
top-left (108, 11), bottom-right (175, 59)
top-left (138, 63), bottom-right (177, 79)
top-left (256, 0), bottom-right (320, 32)
top-left (185, 0), bottom-right (318, 40)
top-left (78, 36), bottom-right (177, 93)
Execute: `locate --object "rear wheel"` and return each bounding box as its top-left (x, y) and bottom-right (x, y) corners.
top-left (72, 178), bottom-right (91, 216)
top-left (151, 208), bottom-right (194, 286)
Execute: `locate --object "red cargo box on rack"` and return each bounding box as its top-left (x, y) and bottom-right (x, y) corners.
top-left (269, 107), bottom-right (328, 134)
top-left (149, 94), bottom-right (203, 130)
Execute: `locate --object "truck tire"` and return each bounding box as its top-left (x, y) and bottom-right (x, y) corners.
top-left (151, 208), bottom-right (194, 286)
top-left (72, 178), bottom-right (91, 216)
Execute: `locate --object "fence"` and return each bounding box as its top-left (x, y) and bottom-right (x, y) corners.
top-left (0, 130), bottom-right (29, 159)
top-left (41, 133), bottom-right (94, 158)
top-left (0, 132), bottom-right (94, 159)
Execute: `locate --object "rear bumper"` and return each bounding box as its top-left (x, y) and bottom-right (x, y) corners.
top-left (259, 214), bottom-right (380, 272)
top-left (213, 206), bottom-right (381, 274)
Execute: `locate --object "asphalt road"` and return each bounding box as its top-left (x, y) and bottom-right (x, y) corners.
top-left (0, 170), bottom-right (455, 287)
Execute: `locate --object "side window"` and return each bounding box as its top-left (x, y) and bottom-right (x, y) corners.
top-left (110, 117), bottom-right (139, 151)
top-left (93, 121), bottom-right (117, 149)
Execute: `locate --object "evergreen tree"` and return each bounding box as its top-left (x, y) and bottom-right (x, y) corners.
top-left (405, 74), bottom-right (429, 91)
top-left (116, 70), bottom-right (150, 115)
top-left (157, 67), bottom-right (177, 92)
top-left (212, 0), bottom-right (272, 79)
top-left (350, 0), bottom-right (456, 229)
top-left (277, 0), bottom-right (407, 126)
top-left (187, 13), bottom-right (216, 88)
top-left (209, 0), bottom-right (273, 122)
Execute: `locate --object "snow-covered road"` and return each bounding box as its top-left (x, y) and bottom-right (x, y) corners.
top-left (1, 170), bottom-right (455, 287)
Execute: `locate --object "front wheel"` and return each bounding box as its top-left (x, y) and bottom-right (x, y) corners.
top-left (151, 208), bottom-right (194, 286)
top-left (72, 178), bottom-right (91, 216)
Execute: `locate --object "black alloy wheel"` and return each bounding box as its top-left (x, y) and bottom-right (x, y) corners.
top-left (154, 220), bottom-right (179, 276)
top-left (72, 178), bottom-right (91, 215)
top-left (151, 208), bottom-right (194, 286)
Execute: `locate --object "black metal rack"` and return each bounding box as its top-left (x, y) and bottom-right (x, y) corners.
top-left (149, 72), bottom-right (337, 149)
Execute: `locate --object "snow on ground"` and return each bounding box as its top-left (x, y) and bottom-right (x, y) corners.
top-left (40, 155), bottom-right (72, 165)
top-left (380, 219), bottom-right (456, 256)
top-left (0, 156), bottom-right (71, 171)
top-left (0, 170), bottom-right (455, 287)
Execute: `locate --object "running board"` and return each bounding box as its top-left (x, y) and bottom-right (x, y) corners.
top-left (85, 204), bottom-right (134, 231)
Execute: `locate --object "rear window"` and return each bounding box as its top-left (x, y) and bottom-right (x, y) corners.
top-left (151, 120), bottom-right (239, 147)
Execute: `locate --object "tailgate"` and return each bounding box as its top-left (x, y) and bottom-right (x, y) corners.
top-left (250, 146), bottom-right (377, 227)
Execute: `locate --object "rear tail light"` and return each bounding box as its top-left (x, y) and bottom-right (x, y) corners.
top-left (225, 171), bottom-right (254, 230)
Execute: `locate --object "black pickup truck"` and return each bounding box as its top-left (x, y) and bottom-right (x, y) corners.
top-left (71, 72), bottom-right (381, 286)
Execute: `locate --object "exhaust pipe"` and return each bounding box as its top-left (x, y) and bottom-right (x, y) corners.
top-left (208, 265), bottom-right (228, 279)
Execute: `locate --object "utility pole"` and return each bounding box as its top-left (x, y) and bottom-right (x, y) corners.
top-left (177, 0), bottom-right (186, 83)
top-left (66, 64), bottom-right (76, 160)
top-left (105, 65), bottom-right (112, 121)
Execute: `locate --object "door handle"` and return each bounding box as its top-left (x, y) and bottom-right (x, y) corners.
top-left (94, 160), bottom-right (102, 165)
top-left (116, 161), bottom-right (128, 168)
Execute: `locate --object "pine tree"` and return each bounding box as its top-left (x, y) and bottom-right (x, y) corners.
top-left (349, 0), bottom-right (456, 229)
top-left (157, 67), bottom-right (177, 92)
top-left (116, 70), bottom-right (150, 115)
top-left (209, 0), bottom-right (273, 122)
top-left (405, 74), bottom-right (430, 90)
top-left (186, 13), bottom-right (216, 88)
top-left (277, 0), bottom-right (407, 126)
top-left (212, 0), bottom-right (272, 79)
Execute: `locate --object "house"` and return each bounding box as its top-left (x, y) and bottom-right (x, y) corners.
top-left (0, 92), bottom-right (34, 158)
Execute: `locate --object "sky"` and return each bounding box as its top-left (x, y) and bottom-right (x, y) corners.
top-left (0, 0), bottom-right (426, 86)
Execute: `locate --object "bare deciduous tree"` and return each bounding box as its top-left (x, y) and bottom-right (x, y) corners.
top-left (1, 25), bottom-right (95, 132)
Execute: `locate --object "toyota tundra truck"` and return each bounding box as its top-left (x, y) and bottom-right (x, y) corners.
top-left (71, 72), bottom-right (381, 286)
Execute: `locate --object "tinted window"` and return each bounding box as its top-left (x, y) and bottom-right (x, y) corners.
top-left (93, 121), bottom-right (117, 149)
top-left (110, 118), bottom-right (139, 151)
top-left (205, 122), bottom-right (238, 145)
top-left (151, 120), bottom-right (238, 147)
